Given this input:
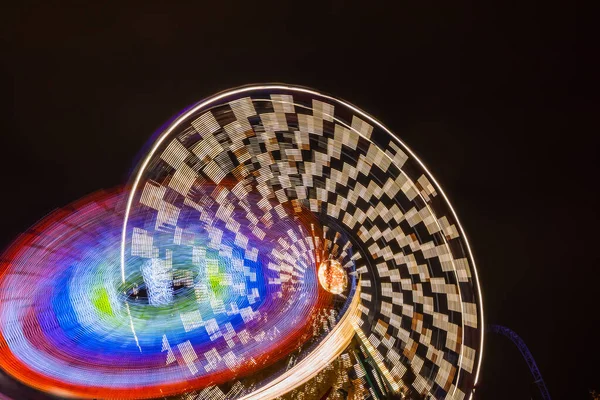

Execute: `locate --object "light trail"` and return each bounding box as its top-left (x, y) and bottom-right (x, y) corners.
top-left (239, 283), bottom-right (362, 400)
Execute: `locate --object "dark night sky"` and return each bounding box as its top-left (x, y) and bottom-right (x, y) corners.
top-left (2, 2), bottom-right (598, 399)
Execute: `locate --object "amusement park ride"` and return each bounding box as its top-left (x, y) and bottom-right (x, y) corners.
top-left (0, 85), bottom-right (551, 400)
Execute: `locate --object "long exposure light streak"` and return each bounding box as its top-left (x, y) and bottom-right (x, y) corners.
top-left (239, 283), bottom-right (362, 400)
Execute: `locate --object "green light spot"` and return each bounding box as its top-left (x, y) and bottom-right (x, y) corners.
top-left (208, 271), bottom-right (223, 297)
top-left (92, 287), bottom-right (113, 316)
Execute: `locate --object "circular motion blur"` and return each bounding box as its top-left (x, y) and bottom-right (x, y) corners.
top-left (0, 85), bottom-right (483, 400)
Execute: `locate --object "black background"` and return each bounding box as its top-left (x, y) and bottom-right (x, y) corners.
top-left (2, 2), bottom-right (598, 399)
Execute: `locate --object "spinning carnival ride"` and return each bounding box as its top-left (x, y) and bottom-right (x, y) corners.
top-left (0, 85), bottom-right (484, 399)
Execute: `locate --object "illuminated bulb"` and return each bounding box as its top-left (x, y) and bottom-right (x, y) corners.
top-left (317, 259), bottom-right (347, 294)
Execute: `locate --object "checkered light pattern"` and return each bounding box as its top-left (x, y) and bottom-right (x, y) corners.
top-left (125, 86), bottom-right (483, 399)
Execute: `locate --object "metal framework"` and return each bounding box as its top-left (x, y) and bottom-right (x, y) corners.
top-left (487, 325), bottom-right (551, 400)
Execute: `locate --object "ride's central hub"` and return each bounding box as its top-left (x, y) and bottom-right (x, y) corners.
top-left (317, 259), bottom-right (347, 294)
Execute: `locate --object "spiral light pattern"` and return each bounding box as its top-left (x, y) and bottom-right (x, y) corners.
top-left (0, 85), bottom-right (483, 399)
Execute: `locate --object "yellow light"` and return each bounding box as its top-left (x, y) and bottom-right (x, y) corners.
top-left (318, 259), bottom-right (347, 294)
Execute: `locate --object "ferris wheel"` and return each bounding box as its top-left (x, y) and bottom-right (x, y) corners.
top-left (0, 85), bottom-right (484, 399)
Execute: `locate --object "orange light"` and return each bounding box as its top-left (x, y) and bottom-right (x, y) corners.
top-left (317, 259), bottom-right (347, 295)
